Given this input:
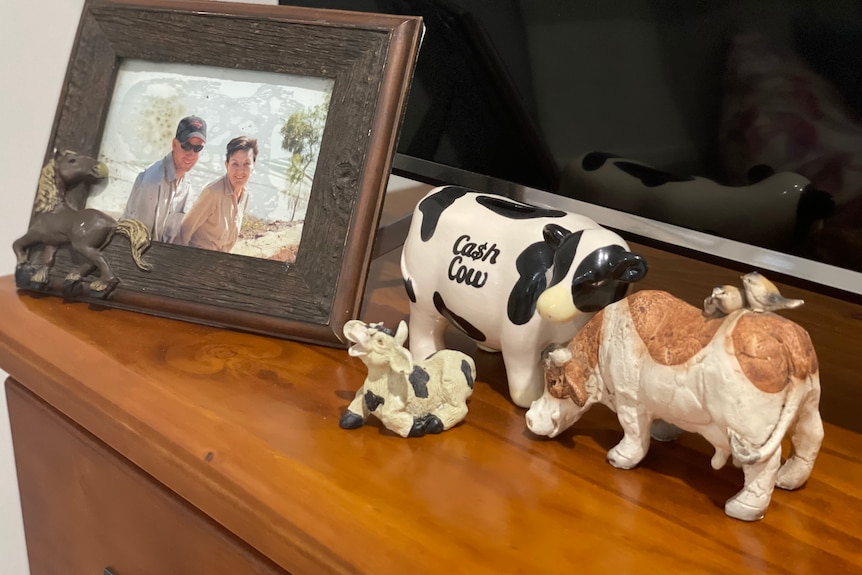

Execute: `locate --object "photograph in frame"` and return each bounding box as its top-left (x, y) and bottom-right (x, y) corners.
top-left (11, 0), bottom-right (424, 346)
top-left (90, 59), bottom-right (334, 262)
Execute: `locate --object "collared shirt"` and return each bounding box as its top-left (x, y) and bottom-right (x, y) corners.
top-left (179, 175), bottom-right (248, 253)
top-left (122, 153), bottom-right (190, 243)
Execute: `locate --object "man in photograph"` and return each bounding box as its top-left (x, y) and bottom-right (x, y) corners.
top-left (122, 115), bottom-right (207, 243)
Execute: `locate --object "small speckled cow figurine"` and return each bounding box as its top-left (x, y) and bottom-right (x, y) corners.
top-left (340, 320), bottom-right (476, 438)
top-left (526, 290), bottom-right (823, 521)
top-left (401, 186), bottom-right (648, 407)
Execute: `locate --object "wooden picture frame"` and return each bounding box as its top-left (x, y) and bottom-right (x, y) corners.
top-left (16, 0), bottom-right (423, 346)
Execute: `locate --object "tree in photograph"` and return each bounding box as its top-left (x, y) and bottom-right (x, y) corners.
top-left (136, 94), bottom-right (186, 158)
top-left (280, 97), bottom-right (329, 220)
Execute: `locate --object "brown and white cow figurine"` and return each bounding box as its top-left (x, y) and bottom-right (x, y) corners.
top-left (525, 290), bottom-right (823, 521)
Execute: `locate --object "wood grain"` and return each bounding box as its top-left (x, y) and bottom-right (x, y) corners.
top-left (1, 235), bottom-right (861, 574)
top-left (7, 381), bottom-right (287, 575)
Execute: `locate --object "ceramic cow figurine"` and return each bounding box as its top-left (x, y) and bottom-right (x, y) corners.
top-left (525, 290), bottom-right (823, 521)
top-left (340, 320), bottom-right (476, 438)
top-left (401, 186), bottom-right (648, 407)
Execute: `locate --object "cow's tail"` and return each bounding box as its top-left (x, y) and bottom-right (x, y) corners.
top-left (728, 377), bottom-right (810, 465)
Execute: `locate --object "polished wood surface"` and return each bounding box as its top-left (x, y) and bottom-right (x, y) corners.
top-left (2, 242), bottom-right (861, 574)
top-left (6, 381), bottom-right (286, 575)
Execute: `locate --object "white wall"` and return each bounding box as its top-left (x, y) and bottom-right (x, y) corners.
top-left (0, 1), bottom-right (86, 571)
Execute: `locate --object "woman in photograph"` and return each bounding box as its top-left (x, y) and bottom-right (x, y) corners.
top-left (179, 136), bottom-right (258, 253)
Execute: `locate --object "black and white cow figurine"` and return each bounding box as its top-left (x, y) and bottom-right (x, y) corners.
top-left (340, 320), bottom-right (476, 438)
top-left (400, 186), bottom-right (648, 407)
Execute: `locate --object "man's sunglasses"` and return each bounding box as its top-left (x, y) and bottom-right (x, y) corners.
top-left (180, 142), bottom-right (204, 153)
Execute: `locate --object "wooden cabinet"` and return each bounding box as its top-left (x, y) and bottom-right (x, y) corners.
top-left (2, 246), bottom-right (862, 574)
top-left (7, 381), bottom-right (285, 575)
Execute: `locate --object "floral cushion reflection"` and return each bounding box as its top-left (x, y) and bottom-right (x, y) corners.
top-left (720, 30), bottom-right (862, 271)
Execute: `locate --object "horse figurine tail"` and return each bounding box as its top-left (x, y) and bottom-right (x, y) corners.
top-left (115, 219), bottom-right (153, 271)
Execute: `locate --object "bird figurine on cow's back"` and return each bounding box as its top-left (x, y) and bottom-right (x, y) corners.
top-left (400, 186), bottom-right (648, 408)
top-left (703, 272), bottom-right (804, 317)
top-left (742, 271), bottom-right (804, 312)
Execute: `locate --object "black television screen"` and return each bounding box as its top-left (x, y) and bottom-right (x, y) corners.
top-left (280, 0), bottom-right (560, 192)
top-left (280, 0), bottom-right (862, 298)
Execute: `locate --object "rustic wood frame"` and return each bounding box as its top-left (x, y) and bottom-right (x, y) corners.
top-left (25, 0), bottom-right (422, 346)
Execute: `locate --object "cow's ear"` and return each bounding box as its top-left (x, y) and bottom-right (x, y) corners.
top-left (543, 224), bottom-right (570, 250)
top-left (394, 320), bottom-right (408, 347)
top-left (390, 345), bottom-right (414, 375)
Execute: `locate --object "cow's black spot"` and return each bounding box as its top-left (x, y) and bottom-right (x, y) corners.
top-left (614, 161), bottom-right (695, 187)
top-left (364, 390), bottom-right (385, 412)
top-left (409, 366), bottom-right (430, 398)
top-left (461, 359), bottom-right (474, 389)
top-left (582, 152), bottom-right (621, 171)
top-left (507, 241), bottom-right (556, 325)
top-left (547, 229), bottom-right (585, 288)
top-left (418, 186), bottom-right (469, 241)
top-left (747, 164), bottom-right (776, 184)
top-left (570, 245), bottom-right (648, 312)
top-left (433, 292), bottom-right (487, 342)
top-left (476, 195), bottom-right (567, 219)
top-left (370, 324), bottom-right (395, 337)
top-left (404, 277), bottom-right (416, 303)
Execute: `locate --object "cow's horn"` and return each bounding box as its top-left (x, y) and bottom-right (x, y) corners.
top-left (394, 320), bottom-right (408, 346)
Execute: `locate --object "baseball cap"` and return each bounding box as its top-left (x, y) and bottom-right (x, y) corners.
top-left (176, 115), bottom-right (207, 143)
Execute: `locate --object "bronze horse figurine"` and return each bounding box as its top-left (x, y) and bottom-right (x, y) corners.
top-left (13, 150), bottom-right (151, 297)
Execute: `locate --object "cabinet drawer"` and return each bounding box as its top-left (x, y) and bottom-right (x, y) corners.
top-left (6, 380), bottom-right (288, 575)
